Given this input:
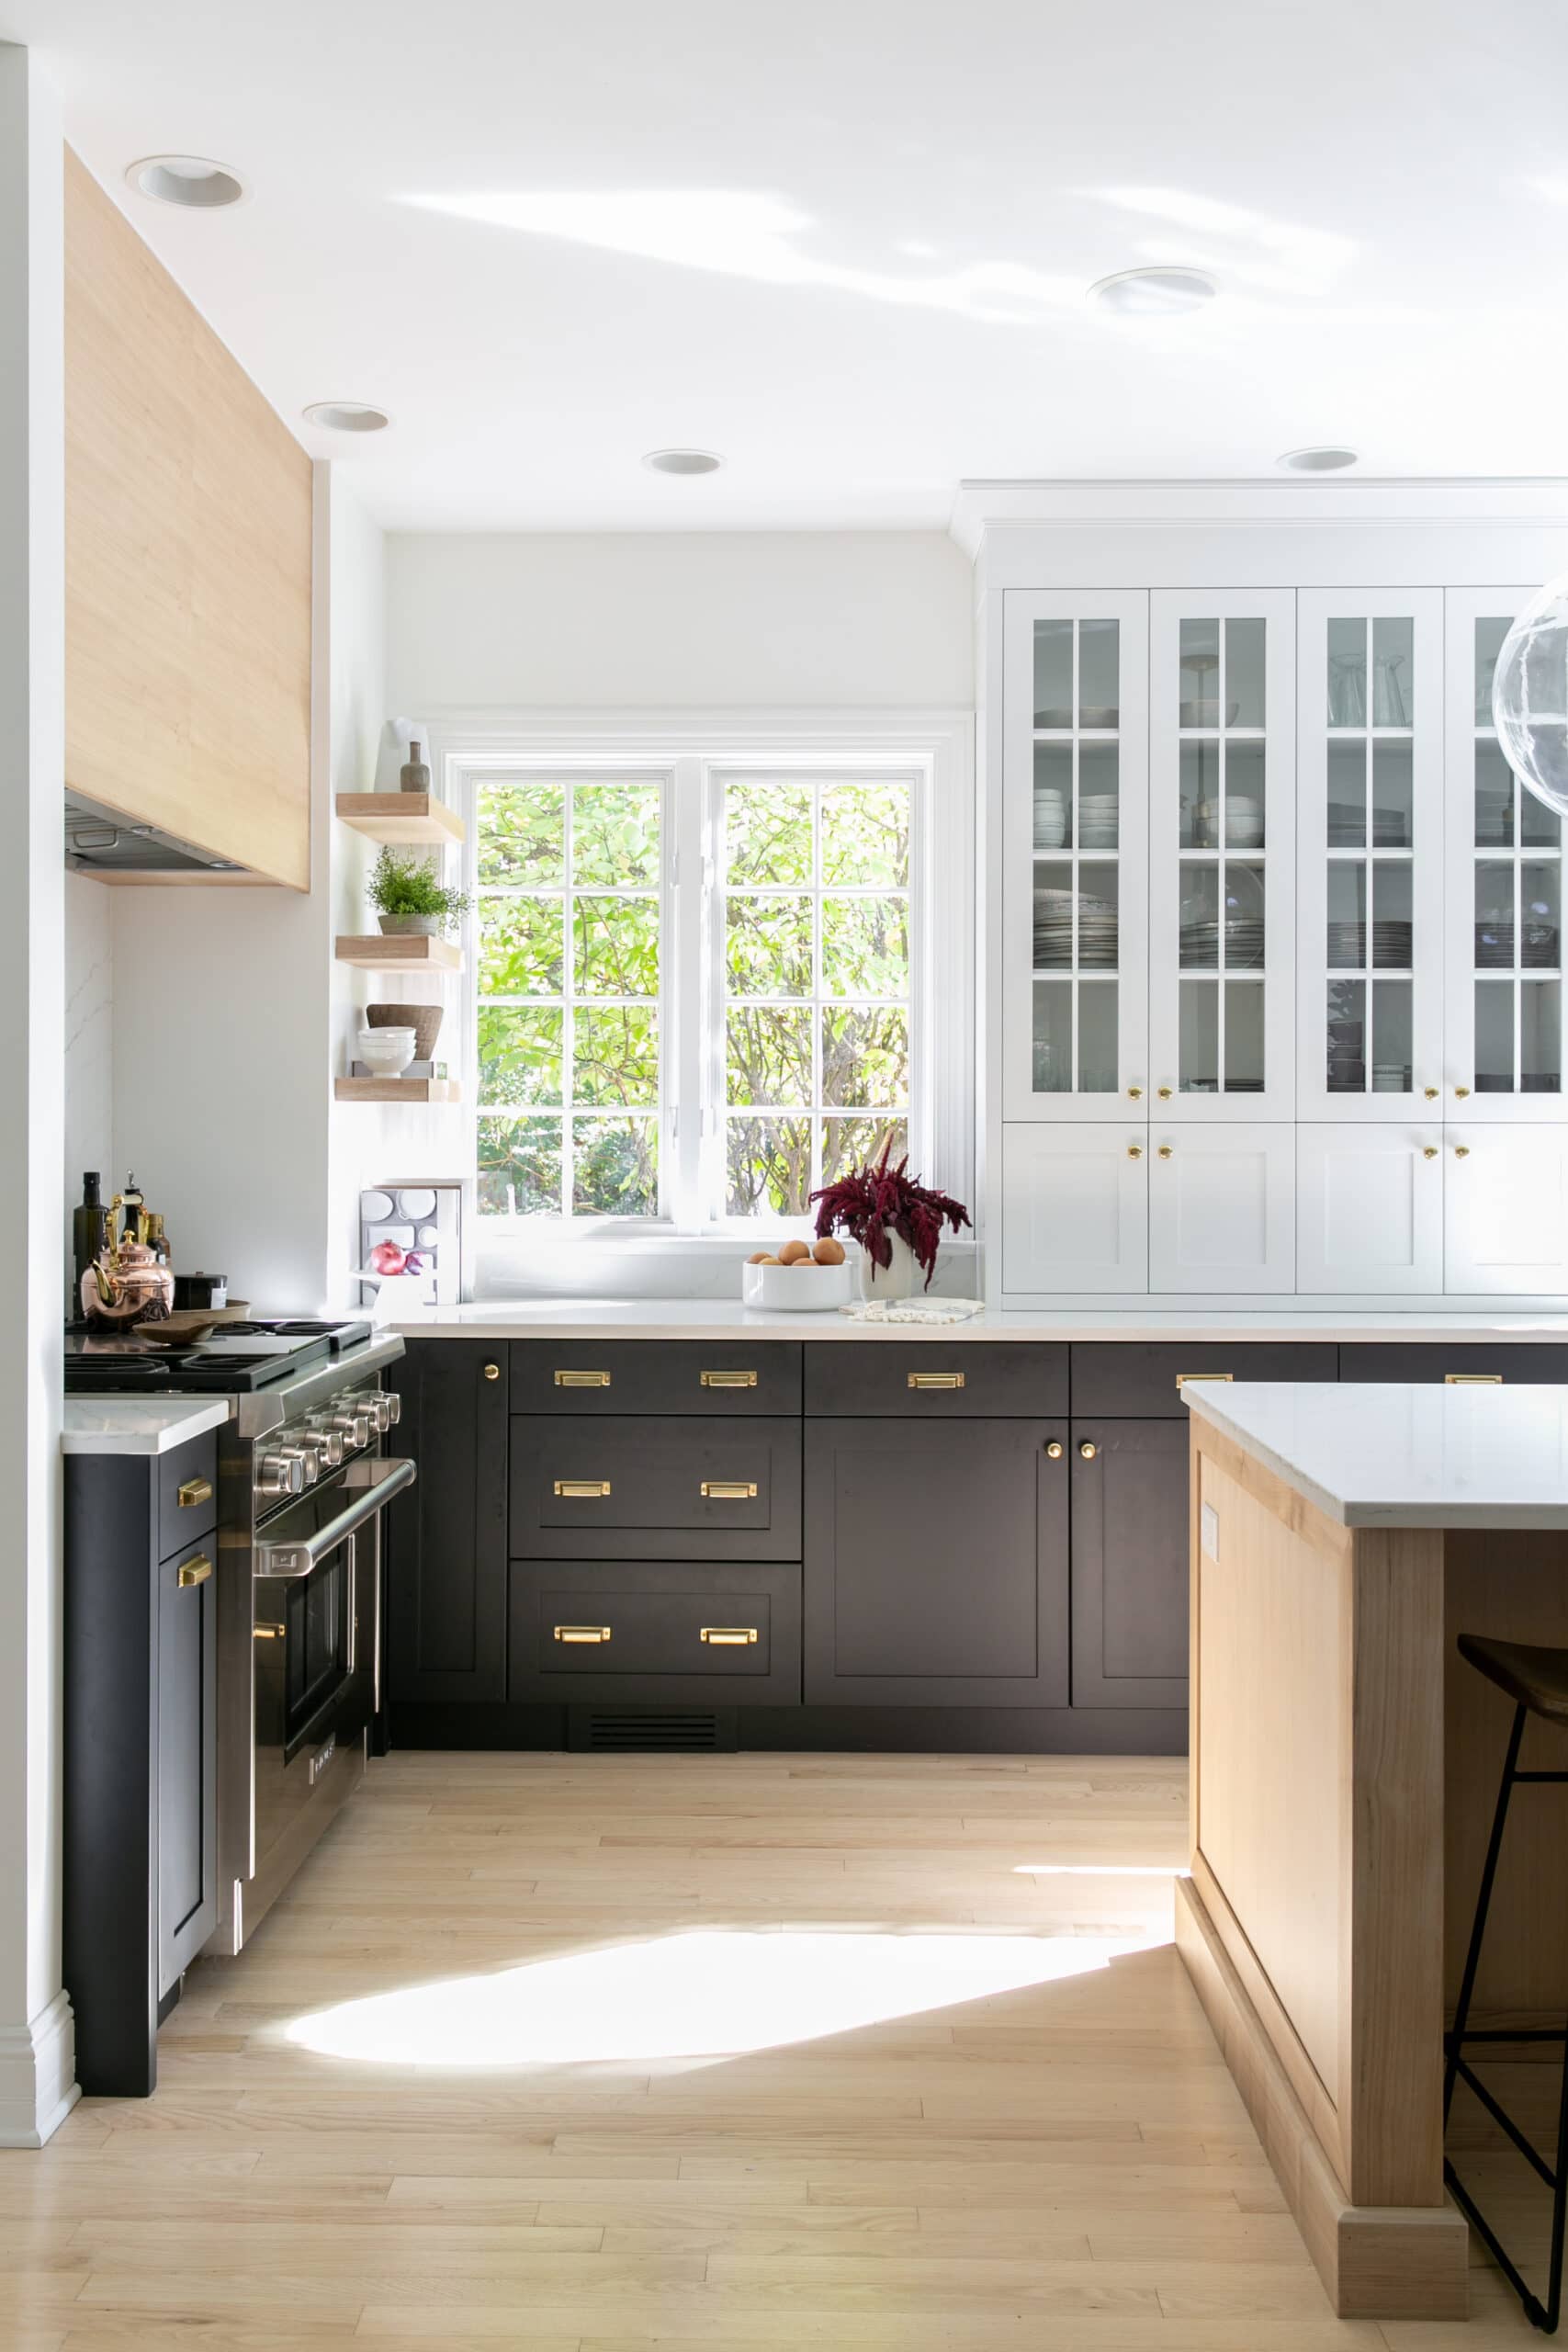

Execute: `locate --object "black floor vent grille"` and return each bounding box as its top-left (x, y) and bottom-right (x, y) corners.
top-left (569, 1708), bottom-right (738, 1753)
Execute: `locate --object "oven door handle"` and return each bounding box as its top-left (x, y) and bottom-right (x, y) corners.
top-left (254, 1455), bottom-right (416, 1578)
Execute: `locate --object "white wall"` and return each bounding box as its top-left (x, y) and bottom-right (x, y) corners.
top-left (386, 531), bottom-right (975, 712)
top-left (63, 873), bottom-right (113, 1289)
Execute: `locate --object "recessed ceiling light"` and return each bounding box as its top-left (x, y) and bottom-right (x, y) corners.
top-left (642, 448), bottom-right (723, 476)
top-left (302, 401), bottom-right (391, 434)
top-left (126, 155), bottom-right (247, 209)
top-left (1277, 446), bottom-right (1359, 471)
top-left (1089, 266), bottom-right (1217, 317)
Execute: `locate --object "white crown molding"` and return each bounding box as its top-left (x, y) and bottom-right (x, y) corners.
top-left (950, 477), bottom-right (1568, 560)
top-left (0, 1991), bottom-right (78, 2147)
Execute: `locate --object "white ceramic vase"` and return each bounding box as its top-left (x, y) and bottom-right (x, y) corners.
top-left (858, 1228), bottom-right (918, 1303)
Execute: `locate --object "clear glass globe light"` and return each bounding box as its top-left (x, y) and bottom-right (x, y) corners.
top-left (1493, 571), bottom-right (1568, 820)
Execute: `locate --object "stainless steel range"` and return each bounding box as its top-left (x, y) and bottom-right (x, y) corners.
top-left (208, 1335), bottom-right (415, 1955)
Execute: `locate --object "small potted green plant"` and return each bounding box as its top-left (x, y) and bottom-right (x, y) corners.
top-left (368, 846), bottom-right (470, 938)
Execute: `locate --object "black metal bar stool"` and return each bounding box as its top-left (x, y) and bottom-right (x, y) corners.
top-left (1446, 1634), bottom-right (1568, 2333)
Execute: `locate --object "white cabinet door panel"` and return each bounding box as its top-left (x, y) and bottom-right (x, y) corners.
top-left (1445, 1125), bottom-right (1568, 1295)
top-left (1000, 1125), bottom-right (1147, 1295)
top-left (1297, 1124), bottom-right (1445, 1294)
top-left (1148, 1124), bottom-right (1295, 1294)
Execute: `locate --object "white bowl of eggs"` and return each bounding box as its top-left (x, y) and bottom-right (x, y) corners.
top-left (741, 1237), bottom-right (852, 1310)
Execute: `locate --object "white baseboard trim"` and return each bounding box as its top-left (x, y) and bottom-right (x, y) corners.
top-left (0, 1990), bottom-right (79, 2146)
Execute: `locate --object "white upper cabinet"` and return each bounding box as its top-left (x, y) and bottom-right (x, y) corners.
top-left (1445, 1125), bottom-right (1568, 1295)
top-left (1295, 592), bottom-right (1445, 1123)
top-left (1444, 588), bottom-right (1564, 1125)
top-left (1002, 593), bottom-right (1149, 1123)
top-left (1000, 1124), bottom-right (1149, 1295)
top-left (1148, 593), bottom-right (1295, 1120)
top-left (1147, 1122), bottom-right (1296, 1294)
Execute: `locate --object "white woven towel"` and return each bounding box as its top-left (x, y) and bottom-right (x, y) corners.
top-left (839, 1297), bottom-right (984, 1325)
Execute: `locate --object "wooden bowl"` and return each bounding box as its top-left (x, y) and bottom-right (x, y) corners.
top-left (132, 1306), bottom-right (246, 1349)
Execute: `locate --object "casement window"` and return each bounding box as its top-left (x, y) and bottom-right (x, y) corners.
top-left (444, 721), bottom-right (971, 1236)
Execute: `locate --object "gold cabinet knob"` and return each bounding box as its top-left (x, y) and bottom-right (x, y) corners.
top-left (1127, 1144), bottom-right (1144, 1159)
top-left (1044, 1439), bottom-right (1064, 1459)
top-left (1423, 1086), bottom-right (1439, 1100)
top-left (1157, 1085), bottom-right (1173, 1100)
top-left (482, 1363), bottom-right (501, 1381)
top-left (1454, 1146), bottom-right (1471, 1159)
top-left (1078, 1440), bottom-right (1099, 1461)
top-left (1156, 1144), bottom-right (1173, 1159)
top-left (1423, 1146), bottom-right (1438, 1159)
top-left (1127, 1084), bottom-right (1144, 1099)
top-left (1455, 1085), bottom-right (1472, 1099)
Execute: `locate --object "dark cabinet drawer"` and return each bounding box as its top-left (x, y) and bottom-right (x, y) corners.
top-left (156, 1430), bottom-right (218, 1558)
top-left (510, 1416), bottom-right (802, 1560)
top-left (1070, 1419), bottom-right (1189, 1710)
top-left (510, 1561), bottom-right (801, 1703)
top-left (1340, 1343), bottom-right (1568, 1386)
top-left (803, 1419), bottom-right (1069, 1704)
top-left (387, 1342), bottom-right (509, 1703)
top-left (157, 1536), bottom-right (218, 1991)
top-left (511, 1340), bottom-right (800, 1415)
top-left (806, 1341), bottom-right (1067, 1417)
top-left (1070, 1342), bottom-right (1339, 1419)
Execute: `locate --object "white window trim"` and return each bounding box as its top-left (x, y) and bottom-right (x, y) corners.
top-left (426, 708), bottom-right (975, 1263)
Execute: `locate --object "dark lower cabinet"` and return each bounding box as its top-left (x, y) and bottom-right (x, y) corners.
top-left (1070, 1419), bottom-right (1190, 1709)
top-left (509, 1415), bottom-right (802, 1563)
top-left (387, 1341), bottom-right (510, 1703)
top-left (510, 1560), bottom-right (802, 1704)
top-left (803, 1419), bottom-right (1069, 1704)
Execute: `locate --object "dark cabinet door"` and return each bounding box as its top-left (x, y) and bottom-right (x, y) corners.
top-left (804, 1419), bottom-right (1069, 1704)
top-left (1070, 1419), bottom-right (1189, 1709)
top-left (387, 1341), bottom-right (510, 1702)
top-left (510, 1416), bottom-right (802, 1562)
top-left (157, 1538), bottom-right (217, 1993)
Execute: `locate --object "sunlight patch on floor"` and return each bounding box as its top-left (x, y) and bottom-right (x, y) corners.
top-left (284, 1926), bottom-right (1167, 2068)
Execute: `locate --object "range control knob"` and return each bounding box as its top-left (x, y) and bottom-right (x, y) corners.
top-left (256, 1451), bottom-right (304, 1501)
top-left (383, 1391), bottom-right (401, 1426)
top-left (366, 1393), bottom-right (393, 1435)
top-left (302, 1419), bottom-right (344, 1469)
top-left (330, 1407), bottom-right (371, 1450)
top-left (280, 1441), bottom-right (319, 1487)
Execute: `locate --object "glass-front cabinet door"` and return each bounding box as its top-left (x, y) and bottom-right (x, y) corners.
top-left (1148, 592), bottom-right (1295, 1119)
top-left (1445, 587), bottom-right (1563, 1124)
top-left (1295, 590), bottom-right (1444, 1122)
top-left (1002, 592), bottom-right (1149, 1121)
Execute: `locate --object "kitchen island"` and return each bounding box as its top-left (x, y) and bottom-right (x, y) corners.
top-left (1179, 1380), bottom-right (1568, 2323)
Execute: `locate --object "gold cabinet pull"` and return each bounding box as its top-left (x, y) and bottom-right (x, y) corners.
top-left (1126, 1084), bottom-right (1144, 1100)
top-left (1175, 1372), bottom-right (1233, 1389)
top-left (1424, 1085), bottom-right (1440, 1099)
top-left (1156, 1084), bottom-right (1173, 1100)
top-left (1455, 1085), bottom-right (1472, 1099)
top-left (1446, 1372), bottom-right (1503, 1385)
top-left (1454, 1145), bottom-right (1471, 1159)
top-left (254, 1620), bottom-right (285, 1640)
top-left (701, 1479), bottom-right (758, 1500)
top-left (908, 1371), bottom-right (964, 1390)
top-left (177, 1555), bottom-right (213, 1589)
top-left (554, 1624), bottom-right (611, 1645)
top-left (700, 1626), bottom-right (758, 1646)
top-left (1078, 1441), bottom-right (1099, 1461)
top-left (177, 1476), bottom-right (213, 1509)
top-left (555, 1369), bottom-right (611, 1388)
top-left (1044, 1440), bottom-right (1064, 1460)
top-left (1423, 1145), bottom-right (1439, 1159)
top-left (1156, 1144), bottom-right (1173, 1159)
top-left (1127, 1143), bottom-right (1144, 1159)
top-left (701, 1370), bottom-right (758, 1389)
top-left (482, 1363), bottom-right (501, 1381)
top-left (554, 1478), bottom-right (612, 1498)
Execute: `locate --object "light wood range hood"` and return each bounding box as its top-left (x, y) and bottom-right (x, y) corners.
top-left (64, 150), bottom-right (313, 889)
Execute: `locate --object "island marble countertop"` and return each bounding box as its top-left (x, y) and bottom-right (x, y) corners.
top-left (62, 1397), bottom-right (233, 1456)
top-left (388, 1298), bottom-right (1568, 1346)
top-left (1184, 1379), bottom-right (1568, 1530)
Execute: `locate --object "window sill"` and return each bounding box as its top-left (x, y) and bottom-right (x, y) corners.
top-left (473, 1229), bottom-right (978, 1303)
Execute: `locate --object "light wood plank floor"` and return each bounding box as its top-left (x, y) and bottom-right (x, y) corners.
top-left (0, 1749), bottom-right (1542, 2348)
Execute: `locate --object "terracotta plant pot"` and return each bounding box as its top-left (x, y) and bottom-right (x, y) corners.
top-left (367, 1001), bottom-right (443, 1060)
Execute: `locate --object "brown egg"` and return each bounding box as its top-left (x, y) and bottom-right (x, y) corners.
top-left (746, 1250), bottom-right (771, 1265)
top-left (777, 1238), bottom-right (811, 1264)
top-left (812, 1236), bottom-right (846, 1265)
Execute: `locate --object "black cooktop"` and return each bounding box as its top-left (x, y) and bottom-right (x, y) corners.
top-left (63, 1316), bottom-right (374, 1394)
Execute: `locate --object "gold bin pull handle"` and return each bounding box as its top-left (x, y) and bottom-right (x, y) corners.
top-left (1175, 1372), bottom-right (1235, 1390)
top-left (555, 1369), bottom-right (612, 1388)
top-left (908, 1371), bottom-right (964, 1390)
top-left (254, 1620), bottom-right (286, 1641)
top-left (554, 1479), bottom-right (612, 1498)
top-left (701, 1480), bottom-right (759, 1500)
top-left (701, 1370), bottom-right (758, 1389)
top-left (177, 1476), bottom-right (213, 1509)
top-left (555, 1625), bottom-right (612, 1645)
top-left (177, 1555), bottom-right (213, 1589)
top-left (700, 1626), bottom-right (758, 1646)
top-left (1446, 1373), bottom-right (1503, 1385)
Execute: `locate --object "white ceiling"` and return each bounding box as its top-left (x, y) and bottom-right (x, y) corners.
top-left (14, 0), bottom-right (1568, 531)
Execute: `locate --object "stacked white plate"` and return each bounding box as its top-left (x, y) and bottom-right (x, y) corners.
top-left (1033, 887), bottom-right (1118, 968)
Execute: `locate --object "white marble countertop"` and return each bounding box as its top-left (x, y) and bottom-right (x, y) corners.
top-left (1185, 1380), bottom-right (1568, 1529)
top-left (62, 1397), bottom-right (233, 1456)
top-left (389, 1298), bottom-right (1568, 1345)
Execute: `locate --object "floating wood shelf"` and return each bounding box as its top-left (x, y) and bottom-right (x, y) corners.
top-left (335, 793), bottom-right (465, 848)
top-left (334, 935), bottom-right (463, 971)
top-left (334, 1077), bottom-right (462, 1104)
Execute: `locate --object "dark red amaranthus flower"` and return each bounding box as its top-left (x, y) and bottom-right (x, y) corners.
top-left (809, 1142), bottom-right (971, 1290)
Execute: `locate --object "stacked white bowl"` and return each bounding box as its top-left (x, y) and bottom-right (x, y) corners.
top-left (1033, 787), bottom-right (1066, 849)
